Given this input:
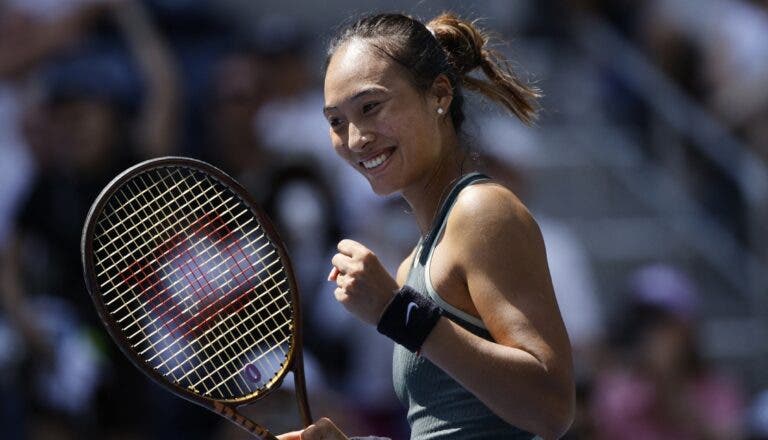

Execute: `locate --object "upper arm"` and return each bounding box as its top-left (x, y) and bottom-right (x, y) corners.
top-left (448, 184), bottom-right (572, 373)
top-left (395, 247), bottom-right (416, 287)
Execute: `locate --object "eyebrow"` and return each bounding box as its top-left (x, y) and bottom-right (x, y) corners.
top-left (323, 87), bottom-right (385, 113)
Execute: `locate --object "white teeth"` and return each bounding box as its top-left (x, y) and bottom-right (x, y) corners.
top-left (362, 152), bottom-right (391, 169)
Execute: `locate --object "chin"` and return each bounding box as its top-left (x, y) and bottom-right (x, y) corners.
top-left (365, 175), bottom-right (400, 196)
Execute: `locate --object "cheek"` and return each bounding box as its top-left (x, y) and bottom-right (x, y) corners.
top-left (329, 130), bottom-right (348, 158)
top-left (379, 112), bottom-right (415, 143)
top-left (388, 115), bottom-right (431, 156)
top-left (390, 100), bottom-right (433, 139)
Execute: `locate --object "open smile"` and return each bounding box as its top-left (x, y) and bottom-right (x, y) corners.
top-left (359, 147), bottom-right (395, 170)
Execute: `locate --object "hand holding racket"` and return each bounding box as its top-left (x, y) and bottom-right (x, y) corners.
top-left (277, 417), bottom-right (349, 440)
top-left (81, 157), bottom-right (312, 439)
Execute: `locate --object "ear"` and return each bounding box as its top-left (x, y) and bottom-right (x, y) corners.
top-left (429, 73), bottom-right (453, 113)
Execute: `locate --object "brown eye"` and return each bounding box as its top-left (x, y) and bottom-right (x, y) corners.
top-left (362, 102), bottom-right (379, 114)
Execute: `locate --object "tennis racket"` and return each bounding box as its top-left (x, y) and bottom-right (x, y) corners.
top-left (80, 156), bottom-right (312, 439)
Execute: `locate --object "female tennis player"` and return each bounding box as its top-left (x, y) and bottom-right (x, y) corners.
top-left (281, 12), bottom-right (574, 440)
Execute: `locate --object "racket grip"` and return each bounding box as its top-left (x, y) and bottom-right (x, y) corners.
top-left (213, 401), bottom-right (279, 440)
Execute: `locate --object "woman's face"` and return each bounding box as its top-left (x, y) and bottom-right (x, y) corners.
top-left (323, 40), bottom-right (444, 196)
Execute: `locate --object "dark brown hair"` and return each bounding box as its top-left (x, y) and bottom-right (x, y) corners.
top-left (325, 12), bottom-right (540, 130)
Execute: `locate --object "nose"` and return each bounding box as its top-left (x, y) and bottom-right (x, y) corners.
top-left (348, 123), bottom-right (373, 152)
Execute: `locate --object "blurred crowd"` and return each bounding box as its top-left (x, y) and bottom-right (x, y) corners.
top-left (571, 0), bottom-right (768, 251)
top-left (0, 0), bottom-right (766, 439)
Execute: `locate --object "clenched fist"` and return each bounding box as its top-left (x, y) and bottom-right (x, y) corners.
top-left (328, 239), bottom-right (399, 326)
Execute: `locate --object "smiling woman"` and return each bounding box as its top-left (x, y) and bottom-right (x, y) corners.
top-left (282, 12), bottom-right (574, 440)
top-left (322, 39), bottom-right (446, 198)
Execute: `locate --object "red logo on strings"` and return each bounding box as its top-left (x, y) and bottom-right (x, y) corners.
top-left (118, 212), bottom-right (264, 340)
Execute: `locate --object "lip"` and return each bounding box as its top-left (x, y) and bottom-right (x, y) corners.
top-left (358, 146), bottom-right (396, 173)
top-left (358, 146), bottom-right (396, 163)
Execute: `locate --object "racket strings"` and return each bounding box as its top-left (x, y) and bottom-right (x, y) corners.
top-left (97, 169), bottom-right (241, 395)
top-left (127, 172), bottom-right (244, 395)
top-left (94, 168), bottom-right (208, 266)
top-left (189, 174), bottom-right (291, 395)
top-left (116, 213), bottom-right (263, 338)
top-left (133, 241), bottom-right (275, 348)
top-left (93, 167), bottom-right (187, 243)
top-left (128, 174), bottom-right (234, 393)
top-left (164, 169), bottom-right (291, 396)
top-left (141, 168), bottom-right (290, 398)
top-left (92, 166), bottom-right (294, 400)
top-left (198, 173), bottom-right (293, 395)
top-left (95, 177), bottom-right (225, 290)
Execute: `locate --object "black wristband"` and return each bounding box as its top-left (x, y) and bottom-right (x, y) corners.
top-left (376, 285), bottom-right (442, 353)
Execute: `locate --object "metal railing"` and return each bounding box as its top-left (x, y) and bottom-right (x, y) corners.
top-left (572, 14), bottom-right (768, 305)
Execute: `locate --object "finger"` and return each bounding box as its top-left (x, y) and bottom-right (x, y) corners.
top-left (315, 418), bottom-right (347, 439)
top-left (334, 272), bottom-right (345, 288)
top-left (337, 238), bottom-right (365, 256)
top-left (331, 253), bottom-right (355, 273)
top-left (300, 423), bottom-right (319, 440)
top-left (334, 287), bottom-right (348, 303)
top-left (327, 266), bottom-right (339, 282)
top-left (276, 430), bottom-right (303, 440)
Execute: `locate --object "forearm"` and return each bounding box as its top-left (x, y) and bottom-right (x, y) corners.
top-left (112, 0), bottom-right (178, 156)
top-left (419, 317), bottom-right (574, 439)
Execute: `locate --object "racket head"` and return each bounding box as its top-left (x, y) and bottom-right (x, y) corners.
top-left (81, 156), bottom-right (304, 409)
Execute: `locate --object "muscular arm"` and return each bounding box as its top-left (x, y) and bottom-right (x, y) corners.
top-left (418, 183), bottom-right (575, 439)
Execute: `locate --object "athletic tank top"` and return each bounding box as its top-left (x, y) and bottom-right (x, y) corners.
top-left (392, 173), bottom-right (536, 439)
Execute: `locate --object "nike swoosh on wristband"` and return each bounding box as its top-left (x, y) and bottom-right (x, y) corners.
top-left (405, 302), bottom-right (418, 326)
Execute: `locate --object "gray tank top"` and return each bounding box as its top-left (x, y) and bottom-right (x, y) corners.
top-left (392, 173), bottom-right (536, 440)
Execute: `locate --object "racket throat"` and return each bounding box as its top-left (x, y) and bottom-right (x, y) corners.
top-left (212, 401), bottom-right (278, 440)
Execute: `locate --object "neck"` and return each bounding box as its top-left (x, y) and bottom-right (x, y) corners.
top-left (402, 142), bottom-right (472, 235)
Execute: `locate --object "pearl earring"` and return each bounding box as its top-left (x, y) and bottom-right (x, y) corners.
top-left (437, 108), bottom-right (444, 115)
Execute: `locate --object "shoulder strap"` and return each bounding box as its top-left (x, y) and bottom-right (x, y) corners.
top-left (418, 172), bottom-right (489, 266)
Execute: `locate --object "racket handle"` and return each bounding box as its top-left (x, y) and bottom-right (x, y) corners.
top-left (213, 401), bottom-right (279, 440)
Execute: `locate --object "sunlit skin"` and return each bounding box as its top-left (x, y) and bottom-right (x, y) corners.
top-left (283, 38), bottom-right (575, 440)
top-left (323, 39), bottom-right (464, 224)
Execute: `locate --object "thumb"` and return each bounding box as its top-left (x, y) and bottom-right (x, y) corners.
top-left (276, 430), bottom-right (303, 440)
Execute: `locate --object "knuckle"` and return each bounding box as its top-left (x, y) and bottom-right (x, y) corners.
top-left (361, 252), bottom-right (378, 268)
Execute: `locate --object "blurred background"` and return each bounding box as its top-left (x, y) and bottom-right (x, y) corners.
top-left (0, 0), bottom-right (767, 438)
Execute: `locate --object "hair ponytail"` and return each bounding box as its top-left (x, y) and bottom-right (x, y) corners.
top-left (427, 12), bottom-right (541, 125)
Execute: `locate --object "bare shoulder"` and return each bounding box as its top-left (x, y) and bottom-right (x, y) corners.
top-left (445, 181), bottom-right (567, 363)
top-left (447, 181), bottom-right (540, 248)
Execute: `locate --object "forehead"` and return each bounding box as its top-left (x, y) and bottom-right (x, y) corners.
top-left (324, 39), bottom-right (411, 106)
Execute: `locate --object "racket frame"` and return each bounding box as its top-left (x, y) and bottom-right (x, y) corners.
top-left (81, 156), bottom-right (312, 437)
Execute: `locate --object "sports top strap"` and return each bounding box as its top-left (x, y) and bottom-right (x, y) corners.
top-left (418, 172), bottom-right (490, 266)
